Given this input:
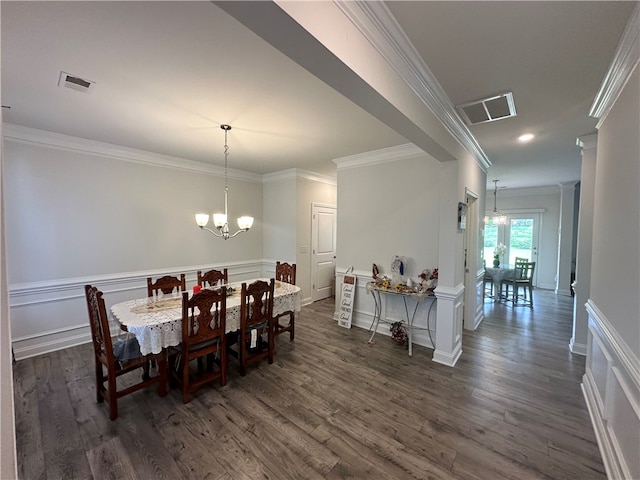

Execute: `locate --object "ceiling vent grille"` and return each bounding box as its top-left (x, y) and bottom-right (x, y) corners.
top-left (456, 92), bottom-right (516, 126)
top-left (58, 71), bottom-right (94, 92)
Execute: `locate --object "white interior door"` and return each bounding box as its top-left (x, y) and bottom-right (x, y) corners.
top-left (311, 204), bottom-right (336, 302)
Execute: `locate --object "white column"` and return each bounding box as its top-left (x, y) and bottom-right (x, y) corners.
top-left (433, 161), bottom-right (464, 366)
top-left (433, 285), bottom-right (464, 366)
top-left (556, 182), bottom-right (577, 296)
top-left (571, 135), bottom-right (597, 355)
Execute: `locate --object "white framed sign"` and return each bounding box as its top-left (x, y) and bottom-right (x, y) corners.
top-left (338, 267), bottom-right (356, 328)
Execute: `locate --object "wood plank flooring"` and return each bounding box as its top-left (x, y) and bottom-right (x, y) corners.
top-left (13, 290), bottom-right (605, 479)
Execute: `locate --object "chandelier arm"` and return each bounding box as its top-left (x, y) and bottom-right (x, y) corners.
top-left (228, 228), bottom-right (249, 239)
top-left (199, 226), bottom-right (225, 238)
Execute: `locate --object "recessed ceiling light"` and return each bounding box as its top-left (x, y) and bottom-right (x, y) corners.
top-left (518, 133), bottom-right (534, 143)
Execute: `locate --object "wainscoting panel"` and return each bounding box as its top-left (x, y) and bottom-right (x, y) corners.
top-left (10, 261), bottom-right (266, 360)
top-left (583, 300), bottom-right (639, 480)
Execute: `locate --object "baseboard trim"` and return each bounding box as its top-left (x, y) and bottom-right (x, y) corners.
top-left (433, 343), bottom-right (462, 367)
top-left (569, 337), bottom-right (587, 356)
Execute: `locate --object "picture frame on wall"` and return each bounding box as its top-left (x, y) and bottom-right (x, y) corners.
top-left (457, 202), bottom-right (467, 230)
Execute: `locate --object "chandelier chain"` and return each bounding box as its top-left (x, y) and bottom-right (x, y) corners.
top-left (223, 126), bottom-right (229, 194)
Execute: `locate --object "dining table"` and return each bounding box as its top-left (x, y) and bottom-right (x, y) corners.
top-left (485, 264), bottom-right (516, 302)
top-left (110, 278), bottom-right (301, 356)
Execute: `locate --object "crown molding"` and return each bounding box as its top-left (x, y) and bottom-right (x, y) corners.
top-left (333, 143), bottom-right (426, 170)
top-left (335, 1), bottom-right (491, 172)
top-left (590, 4), bottom-right (639, 126)
top-left (263, 168), bottom-right (337, 186)
top-left (2, 123), bottom-right (262, 183)
top-left (577, 134), bottom-right (598, 151)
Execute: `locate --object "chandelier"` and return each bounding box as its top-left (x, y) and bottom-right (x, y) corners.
top-left (195, 124), bottom-right (254, 240)
top-left (485, 179), bottom-right (507, 226)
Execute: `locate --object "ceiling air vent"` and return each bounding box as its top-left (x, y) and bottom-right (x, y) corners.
top-left (58, 71), bottom-right (94, 92)
top-left (456, 92), bottom-right (516, 126)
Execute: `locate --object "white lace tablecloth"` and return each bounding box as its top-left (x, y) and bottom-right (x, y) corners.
top-left (111, 279), bottom-right (301, 355)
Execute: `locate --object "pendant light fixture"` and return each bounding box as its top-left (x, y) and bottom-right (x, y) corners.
top-left (195, 124), bottom-right (254, 240)
top-left (485, 179), bottom-right (507, 226)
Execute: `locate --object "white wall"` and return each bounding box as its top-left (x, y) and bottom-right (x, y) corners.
top-left (336, 152), bottom-right (440, 278)
top-left (5, 140), bottom-right (262, 282)
top-left (491, 186), bottom-right (561, 290)
top-left (5, 129), bottom-right (264, 359)
top-left (582, 57), bottom-right (639, 479)
top-left (589, 69), bottom-right (640, 352)
top-left (263, 175), bottom-right (297, 264)
top-left (1, 58), bottom-right (19, 479)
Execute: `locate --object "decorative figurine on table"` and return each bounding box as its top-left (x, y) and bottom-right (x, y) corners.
top-left (418, 268), bottom-right (438, 292)
top-left (390, 255), bottom-right (407, 285)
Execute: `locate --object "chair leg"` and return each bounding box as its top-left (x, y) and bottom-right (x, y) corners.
top-left (95, 358), bottom-right (105, 404)
top-left (239, 338), bottom-right (247, 377)
top-left (289, 313), bottom-right (295, 341)
top-left (268, 329), bottom-right (274, 365)
top-left (181, 357), bottom-right (190, 404)
top-left (142, 361), bottom-right (150, 381)
top-left (157, 356), bottom-right (168, 397)
top-left (107, 373), bottom-right (118, 421)
top-left (220, 346), bottom-right (228, 387)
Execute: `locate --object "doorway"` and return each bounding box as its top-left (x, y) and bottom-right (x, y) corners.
top-left (463, 190), bottom-right (481, 330)
top-left (484, 213), bottom-right (540, 285)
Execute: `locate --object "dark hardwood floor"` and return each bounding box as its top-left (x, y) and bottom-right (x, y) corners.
top-left (13, 290), bottom-right (605, 479)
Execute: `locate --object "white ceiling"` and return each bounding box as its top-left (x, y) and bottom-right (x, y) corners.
top-left (1, 1), bottom-right (635, 188)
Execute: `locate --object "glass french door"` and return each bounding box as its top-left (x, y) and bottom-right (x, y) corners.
top-left (484, 213), bottom-right (539, 283)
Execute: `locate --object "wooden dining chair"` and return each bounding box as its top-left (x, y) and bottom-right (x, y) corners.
top-left (504, 261), bottom-right (536, 308)
top-left (197, 268), bottom-right (228, 288)
top-left (84, 285), bottom-right (167, 420)
top-left (482, 260), bottom-right (494, 301)
top-left (170, 287), bottom-right (227, 403)
top-left (147, 274), bottom-right (186, 297)
top-left (228, 279), bottom-right (275, 376)
top-left (500, 257), bottom-right (529, 300)
top-left (274, 261), bottom-right (296, 340)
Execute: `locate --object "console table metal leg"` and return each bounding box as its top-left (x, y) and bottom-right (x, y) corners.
top-left (368, 290), bottom-right (382, 344)
top-left (403, 297), bottom-right (421, 357)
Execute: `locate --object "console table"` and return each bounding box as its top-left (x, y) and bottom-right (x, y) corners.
top-left (366, 281), bottom-right (437, 356)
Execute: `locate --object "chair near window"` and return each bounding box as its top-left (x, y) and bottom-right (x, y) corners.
top-left (228, 279), bottom-right (275, 376)
top-left (482, 259), bottom-right (494, 301)
top-left (504, 261), bottom-right (536, 308)
top-left (84, 285), bottom-right (167, 420)
top-left (197, 268), bottom-right (228, 288)
top-left (501, 257), bottom-right (529, 299)
top-left (147, 274), bottom-right (186, 298)
top-left (170, 287), bottom-right (227, 403)
top-left (274, 261), bottom-right (296, 340)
